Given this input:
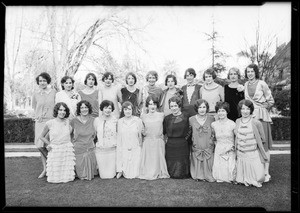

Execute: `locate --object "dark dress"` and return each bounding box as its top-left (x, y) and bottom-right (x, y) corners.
top-left (224, 84), bottom-right (244, 122)
top-left (181, 84), bottom-right (202, 118)
top-left (121, 87), bottom-right (141, 117)
top-left (163, 112), bottom-right (191, 179)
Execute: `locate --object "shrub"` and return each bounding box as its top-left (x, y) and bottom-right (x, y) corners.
top-left (4, 118), bottom-right (35, 143)
top-left (271, 117), bottom-right (291, 140)
top-left (273, 89), bottom-right (291, 116)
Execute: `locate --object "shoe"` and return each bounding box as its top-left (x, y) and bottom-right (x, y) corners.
top-left (264, 174), bottom-right (271, 182)
top-left (38, 171), bottom-right (46, 179)
top-left (116, 172), bottom-right (122, 179)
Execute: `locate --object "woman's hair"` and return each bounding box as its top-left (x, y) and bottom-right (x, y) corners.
top-left (36, 72), bottom-right (51, 85)
top-left (125, 72), bottom-right (137, 85)
top-left (203, 68), bottom-right (217, 81)
top-left (165, 74), bottom-right (177, 86)
top-left (145, 70), bottom-right (158, 82)
top-left (84, 72), bottom-right (98, 86)
top-left (76, 100), bottom-right (93, 116)
top-left (184, 68), bottom-right (196, 79)
top-left (145, 95), bottom-right (160, 108)
top-left (53, 102), bottom-right (70, 118)
top-left (238, 99), bottom-right (254, 115)
top-left (61, 76), bottom-right (75, 90)
top-left (194, 99), bottom-right (209, 113)
top-left (102, 72), bottom-right (114, 83)
top-left (245, 64), bottom-right (260, 79)
top-left (121, 101), bottom-right (134, 114)
top-left (215, 101), bottom-right (230, 114)
top-left (168, 96), bottom-right (182, 108)
top-left (227, 67), bottom-right (241, 79)
top-left (100, 100), bottom-right (115, 112)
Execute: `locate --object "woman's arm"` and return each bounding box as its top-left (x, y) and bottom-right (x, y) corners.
top-left (39, 124), bottom-right (51, 150)
top-left (261, 81), bottom-right (275, 109)
top-left (219, 85), bottom-right (225, 102)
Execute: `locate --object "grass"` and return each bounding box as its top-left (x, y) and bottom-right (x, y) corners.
top-left (4, 155), bottom-right (291, 210)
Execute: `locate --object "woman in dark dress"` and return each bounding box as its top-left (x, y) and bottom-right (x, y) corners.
top-left (163, 96), bottom-right (191, 179)
top-left (224, 67), bottom-right (245, 121)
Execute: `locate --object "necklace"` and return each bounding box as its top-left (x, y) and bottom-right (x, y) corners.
top-left (241, 117), bottom-right (251, 124)
top-left (248, 79), bottom-right (258, 85)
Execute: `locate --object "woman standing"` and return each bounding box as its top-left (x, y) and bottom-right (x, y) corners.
top-left (224, 67), bottom-right (245, 121)
top-left (98, 72), bottom-right (122, 119)
top-left (163, 96), bottom-right (191, 179)
top-left (116, 101), bottom-right (143, 179)
top-left (120, 72), bottom-right (142, 117)
top-left (94, 100), bottom-right (118, 179)
top-left (139, 95), bottom-right (170, 180)
top-left (78, 73), bottom-right (99, 118)
top-left (55, 76), bottom-right (81, 119)
top-left (71, 100), bottom-right (98, 180)
top-left (211, 102), bottom-right (236, 183)
top-left (32, 72), bottom-right (56, 178)
top-left (189, 99), bottom-right (215, 182)
top-left (39, 102), bottom-right (75, 183)
top-left (235, 99), bottom-right (269, 187)
top-left (244, 64), bottom-right (274, 182)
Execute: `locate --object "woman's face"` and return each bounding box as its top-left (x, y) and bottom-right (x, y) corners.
top-left (148, 100), bottom-right (157, 113)
top-left (229, 70), bottom-right (239, 83)
top-left (197, 102), bottom-right (207, 116)
top-left (104, 75), bottom-right (113, 87)
top-left (246, 68), bottom-right (256, 80)
top-left (167, 77), bottom-right (175, 89)
top-left (204, 74), bottom-right (213, 84)
top-left (64, 78), bottom-right (73, 91)
top-left (147, 74), bottom-right (157, 86)
top-left (57, 105), bottom-right (67, 119)
top-left (186, 72), bottom-right (195, 84)
top-left (217, 108), bottom-right (228, 120)
top-left (80, 103), bottom-right (89, 116)
top-left (103, 105), bottom-right (112, 117)
top-left (86, 75), bottom-right (95, 88)
top-left (170, 101), bottom-right (180, 115)
top-left (241, 104), bottom-right (251, 118)
top-left (127, 75), bottom-right (135, 86)
top-left (123, 105), bottom-right (133, 118)
top-left (38, 76), bottom-right (48, 89)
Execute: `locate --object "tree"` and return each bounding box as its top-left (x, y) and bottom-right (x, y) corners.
top-left (161, 60), bottom-right (180, 78)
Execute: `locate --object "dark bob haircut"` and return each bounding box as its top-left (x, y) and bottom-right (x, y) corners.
top-left (238, 99), bottom-right (254, 116)
top-left (84, 72), bottom-right (98, 86)
top-left (61, 76), bottom-right (75, 90)
top-left (194, 99), bottom-right (209, 113)
top-left (76, 100), bottom-right (93, 116)
top-left (121, 101), bottom-right (134, 115)
top-left (245, 63), bottom-right (260, 79)
top-left (145, 95), bottom-right (160, 108)
top-left (53, 102), bottom-right (70, 118)
top-left (125, 72), bottom-right (137, 85)
top-left (36, 72), bottom-right (51, 85)
top-left (100, 100), bottom-right (115, 112)
top-left (102, 72), bottom-right (114, 83)
top-left (145, 70), bottom-right (158, 82)
top-left (168, 96), bottom-right (182, 108)
top-left (184, 68), bottom-right (196, 79)
top-left (165, 74), bottom-right (177, 86)
top-left (203, 68), bottom-right (217, 81)
top-left (215, 101), bottom-right (230, 114)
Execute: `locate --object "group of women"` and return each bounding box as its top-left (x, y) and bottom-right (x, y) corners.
top-left (32, 63), bottom-right (274, 188)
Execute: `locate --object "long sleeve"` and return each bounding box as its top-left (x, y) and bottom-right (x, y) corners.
top-left (219, 85), bottom-right (225, 102)
top-left (261, 81), bottom-right (274, 109)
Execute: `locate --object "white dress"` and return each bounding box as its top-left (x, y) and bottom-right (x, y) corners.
top-left (55, 90), bottom-right (81, 119)
top-left (211, 119), bottom-right (236, 182)
top-left (94, 116), bottom-right (118, 179)
top-left (116, 116), bottom-right (143, 179)
top-left (46, 119), bottom-right (75, 183)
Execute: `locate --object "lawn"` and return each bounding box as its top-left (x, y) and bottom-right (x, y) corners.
top-left (4, 155), bottom-right (291, 210)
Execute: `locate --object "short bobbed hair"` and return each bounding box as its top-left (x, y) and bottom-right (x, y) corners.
top-left (227, 67), bottom-right (241, 79)
top-left (76, 100), bottom-right (93, 116)
top-left (145, 71), bottom-right (158, 82)
top-left (168, 96), bottom-right (182, 108)
top-left (145, 95), bottom-right (160, 108)
top-left (36, 72), bottom-right (51, 85)
top-left (194, 99), bottom-right (209, 113)
top-left (184, 68), bottom-right (196, 79)
top-left (53, 102), bottom-right (70, 118)
top-left (84, 72), bottom-right (98, 86)
top-left (121, 101), bottom-right (134, 114)
top-left (215, 101), bottom-right (230, 114)
top-left (125, 72), bottom-right (137, 85)
top-left (203, 68), bottom-right (217, 81)
top-left (102, 72), bottom-right (114, 83)
top-left (245, 64), bottom-right (260, 79)
top-left (238, 99), bottom-right (254, 116)
top-left (100, 100), bottom-right (115, 112)
top-left (61, 76), bottom-right (75, 90)
top-left (165, 74), bottom-right (177, 86)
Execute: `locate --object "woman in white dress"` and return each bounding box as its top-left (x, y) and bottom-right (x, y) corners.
top-left (55, 76), bottom-right (81, 119)
top-left (139, 95), bottom-right (170, 180)
top-left (94, 100), bottom-right (118, 179)
top-left (116, 101), bottom-right (143, 179)
top-left (98, 72), bottom-right (122, 119)
top-left (211, 101), bottom-right (236, 183)
top-left (39, 102), bottom-right (76, 183)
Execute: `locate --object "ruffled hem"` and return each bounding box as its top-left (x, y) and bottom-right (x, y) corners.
top-left (253, 108), bottom-right (272, 123)
top-left (47, 176), bottom-right (75, 183)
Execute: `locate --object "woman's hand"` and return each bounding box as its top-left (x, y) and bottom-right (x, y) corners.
top-left (46, 145), bottom-right (52, 151)
top-left (237, 85), bottom-right (244, 92)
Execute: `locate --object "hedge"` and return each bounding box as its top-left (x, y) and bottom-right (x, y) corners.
top-left (3, 117), bottom-right (291, 143)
